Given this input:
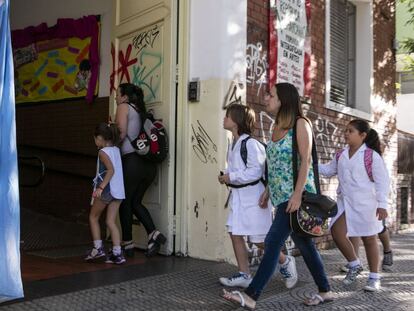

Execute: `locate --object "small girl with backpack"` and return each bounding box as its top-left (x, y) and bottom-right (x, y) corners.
top-left (319, 119), bottom-right (390, 291)
top-left (85, 123), bottom-right (126, 264)
top-left (218, 104), bottom-right (297, 290)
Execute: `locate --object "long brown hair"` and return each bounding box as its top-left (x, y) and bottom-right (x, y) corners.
top-left (226, 104), bottom-right (255, 135)
top-left (275, 83), bottom-right (306, 129)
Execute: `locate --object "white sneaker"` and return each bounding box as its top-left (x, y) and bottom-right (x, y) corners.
top-left (219, 272), bottom-right (252, 288)
top-left (364, 278), bottom-right (381, 292)
top-left (279, 255), bottom-right (298, 289)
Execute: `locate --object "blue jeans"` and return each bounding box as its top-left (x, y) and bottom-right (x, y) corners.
top-left (245, 201), bottom-right (331, 301)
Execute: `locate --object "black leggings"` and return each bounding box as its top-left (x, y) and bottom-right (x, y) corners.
top-left (119, 152), bottom-right (157, 241)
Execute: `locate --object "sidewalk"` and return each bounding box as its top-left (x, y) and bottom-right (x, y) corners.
top-left (2, 231), bottom-right (414, 311)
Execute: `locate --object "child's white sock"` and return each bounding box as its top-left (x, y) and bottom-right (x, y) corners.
top-left (349, 259), bottom-right (361, 268)
top-left (369, 272), bottom-right (380, 279)
top-left (113, 245), bottom-right (122, 256)
top-left (93, 240), bottom-right (102, 249)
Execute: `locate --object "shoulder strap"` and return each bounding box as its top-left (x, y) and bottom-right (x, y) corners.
top-left (240, 136), bottom-right (252, 167)
top-left (239, 136), bottom-right (268, 186)
top-left (292, 118), bottom-right (321, 194)
top-left (364, 148), bottom-right (374, 182)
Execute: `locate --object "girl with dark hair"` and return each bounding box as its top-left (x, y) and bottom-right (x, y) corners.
top-left (115, 83), bottom-right (166, 257)
top-left (223, 83), bottom-right (332, 309)
top-left (218, 104), bottom-right (297, 290)
top-left (85, 123), bottom-right (126, 264)
top-left (319, 119), bottom-right (390, 292)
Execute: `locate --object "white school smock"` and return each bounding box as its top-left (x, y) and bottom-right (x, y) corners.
top-left (100, 146), bottom-right (126, 200)
top-left (319, 144), bottom-right (390, 237)
top-left (225, 134), bottom-right (272, 236)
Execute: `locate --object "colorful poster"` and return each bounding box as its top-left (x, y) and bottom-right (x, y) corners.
top-left (12, 15), bottom-right (100, 103)
top-left (269, 0), bottom-right (311, 97)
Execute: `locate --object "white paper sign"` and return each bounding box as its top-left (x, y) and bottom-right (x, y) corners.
top-left (275, 0), bottom-right (307, 95)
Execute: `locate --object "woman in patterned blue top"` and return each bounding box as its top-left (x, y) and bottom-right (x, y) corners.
top-left (223, 83), bottom-right (333, 309)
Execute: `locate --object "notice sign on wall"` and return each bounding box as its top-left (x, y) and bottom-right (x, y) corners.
top-left (269, 0), bottom-right (310, 97)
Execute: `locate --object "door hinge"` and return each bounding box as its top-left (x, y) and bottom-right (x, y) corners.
top-left (174, 66), bottom-right (179, 83)
top-left (172, 215), bottom-right (177, 235)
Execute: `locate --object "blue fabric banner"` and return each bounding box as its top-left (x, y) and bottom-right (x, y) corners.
top-left (0, 0), bottom-right (24, 303)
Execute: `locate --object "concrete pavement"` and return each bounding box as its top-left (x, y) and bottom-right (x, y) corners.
top-left (2, 231), bottom-right (414, 310)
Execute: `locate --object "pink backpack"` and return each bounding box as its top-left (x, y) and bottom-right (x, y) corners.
top-left (335, 148), bottom-right (374, 182)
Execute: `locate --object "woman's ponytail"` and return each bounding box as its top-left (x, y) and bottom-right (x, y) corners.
top-left (349, 119), bottom-right (382, 156)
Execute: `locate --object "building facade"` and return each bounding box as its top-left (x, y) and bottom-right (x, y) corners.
top-left (12, 0), bottom-right (399, 262)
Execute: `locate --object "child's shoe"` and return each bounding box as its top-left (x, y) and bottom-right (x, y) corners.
top-left (84, 247), bottom-right (105, 261)
top-left (382, 251), bottom-right (393, 271)
top-left (364, 278), bottom-right (381, 292)
top-left (343, 264), bottom-right (363, 285)
top-left (279, 255), bottom-right (298, 289)
top-left (219, 272), bottom-right (252, 288)
top-left (105, 251), bottom-right (126, 265)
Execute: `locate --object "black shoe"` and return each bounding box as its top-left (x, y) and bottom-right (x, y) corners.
top-left (145, 231), bottom-right (166, 257)
top-left (122, 241), bottom-right (135, 258)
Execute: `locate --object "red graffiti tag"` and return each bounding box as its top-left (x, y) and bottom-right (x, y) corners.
top-left (117, 44), bottom-right (137, 83)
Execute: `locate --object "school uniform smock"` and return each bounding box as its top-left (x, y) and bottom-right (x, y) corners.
top-left (99, 146), bottom-right (126, 200)
top-left (225, 134), bottom-right (272, 236)
top-left (319, 144), bottom-right (390, 237)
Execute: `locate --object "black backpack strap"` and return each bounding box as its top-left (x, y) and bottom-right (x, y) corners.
top-left (240, 136), bottom-right (251, 166)
top-left (292, 118), bottom-right (321, 195)
top-left (234, 136), bottom-right (267, 187)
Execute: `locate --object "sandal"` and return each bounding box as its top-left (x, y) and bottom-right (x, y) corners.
top-left (222, 289), bottom-right (256, 310)
top-left (145, 231), bottom-right (166, 257)
top-left (304, 293), bottom-right (334, 306)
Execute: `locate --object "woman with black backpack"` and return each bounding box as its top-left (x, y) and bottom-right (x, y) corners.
top-left (115, 83), bottom-right (166, 257)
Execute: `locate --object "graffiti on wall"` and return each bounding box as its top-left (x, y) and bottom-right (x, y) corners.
top-left (111, 24), bottom-right (163, 103)
top-left (191, 120), bottom-right (218, 164)
top-left (223, 80), bottom-right (244, 110)
top-left (246, 42), bottom-right (268, 95)
top-left (259, 111), bottom-right (275, 143)
top-left (312, 114), bottom-right (339, 157)
top-left (132, 24), bottom-right (160, 54)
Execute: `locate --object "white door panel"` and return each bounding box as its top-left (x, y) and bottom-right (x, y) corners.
top-left (111, 0), bottom-right (175, 255)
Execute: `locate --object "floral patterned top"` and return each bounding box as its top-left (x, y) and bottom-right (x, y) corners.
top-left (266, 129), bottom-right (316, 207)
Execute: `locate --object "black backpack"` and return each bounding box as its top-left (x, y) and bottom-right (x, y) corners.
top-left (127, 104), bottom-right (168, 163)
top-left (227, 136), bottom-right (268, 188)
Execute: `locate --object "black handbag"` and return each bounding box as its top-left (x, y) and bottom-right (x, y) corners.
top-left (290, 119), bottom-right (338, 238)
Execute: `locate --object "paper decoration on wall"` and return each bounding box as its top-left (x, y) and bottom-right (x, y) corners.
top-left (12, 15), bottom-right (100, 103)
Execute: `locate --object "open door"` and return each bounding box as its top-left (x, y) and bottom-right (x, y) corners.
top-left (110, 0), bottom-right (176, 255)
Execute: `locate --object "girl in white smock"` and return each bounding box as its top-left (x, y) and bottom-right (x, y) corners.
top-left (85, 123), bottom-right (126, 265)
top-left (319, 119), bottom-right (390, 292)
top-left (218, 104), bottom-right (297, 290)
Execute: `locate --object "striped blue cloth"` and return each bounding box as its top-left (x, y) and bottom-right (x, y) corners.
top-left (0, 0), bottom-right (24, 303)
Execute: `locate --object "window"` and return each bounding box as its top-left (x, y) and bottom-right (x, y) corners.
top-left (326, 0), bottom-right (373, 119)
top-left (397, 71), bottom-right (414, 94)
top-left (330, 0), bottom-right (356, 107)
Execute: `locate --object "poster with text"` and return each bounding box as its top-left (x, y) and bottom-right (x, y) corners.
top-left (269, 0), bottom-right (311, 97)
